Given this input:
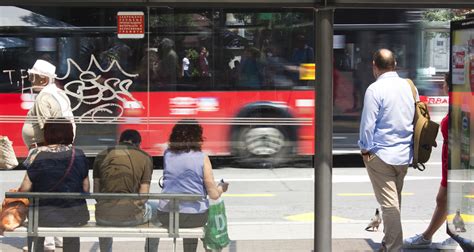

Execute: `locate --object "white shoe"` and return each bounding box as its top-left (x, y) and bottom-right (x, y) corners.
top-left (403, 234), bottom-right (432, 248)
top-left (434, 238), bottom-right (459, 250)
top-left (54, 237), bottom-right (63, 248)
top-left (22, 246), bottom-right (54, 252)
top-left (44, 236), bottom-right (55, 250)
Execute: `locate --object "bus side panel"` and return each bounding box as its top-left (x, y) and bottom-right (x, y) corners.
top-left (120, 90), bottom-right (315, 157)
top-left (0, 94), bottom-right (29, 157)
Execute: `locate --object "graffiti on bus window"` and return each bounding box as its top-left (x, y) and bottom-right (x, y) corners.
top-left (58, 55), bottom-right (143, 123)
top-left (2, 69), bottom-right (29, 88)
top-left (1, 55), bottom-right (144, 124)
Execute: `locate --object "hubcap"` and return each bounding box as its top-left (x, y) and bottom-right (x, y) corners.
top-left (244, 127), bottom-right (284, 155)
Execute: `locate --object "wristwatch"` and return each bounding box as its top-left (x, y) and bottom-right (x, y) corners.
top-left (361, 151), bottom-right (370, 156)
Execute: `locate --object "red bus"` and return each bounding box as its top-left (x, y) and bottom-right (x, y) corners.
top-left (0, 6), bottom-right (315, 166)
top-left (0, 5), bottom-right (450, 166)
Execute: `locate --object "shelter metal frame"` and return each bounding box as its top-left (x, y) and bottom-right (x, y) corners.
top-left (1, 1), bottom-right (474, 251)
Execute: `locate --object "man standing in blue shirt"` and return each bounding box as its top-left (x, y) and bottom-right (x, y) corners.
top-left (359, 48), bottom-right (416, 252)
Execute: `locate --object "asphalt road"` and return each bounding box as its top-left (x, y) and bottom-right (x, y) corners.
top-left (0, 146), bottom-right (444, 240)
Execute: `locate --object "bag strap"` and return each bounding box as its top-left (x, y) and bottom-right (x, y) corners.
top-left (49, 147), bottom-right (75, 192)
top-left (406, 79), bottom-right (424, 170)
top-left (406, 78), bottom-right (417, 102)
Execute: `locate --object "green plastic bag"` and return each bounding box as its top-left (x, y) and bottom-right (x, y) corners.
top-left (204, 198), bottom-right (230, 250)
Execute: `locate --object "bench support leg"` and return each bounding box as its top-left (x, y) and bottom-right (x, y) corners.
top-left (28, 236), bottom-right (38, 252)
top-left (173, 237), bottom-right (177, 252)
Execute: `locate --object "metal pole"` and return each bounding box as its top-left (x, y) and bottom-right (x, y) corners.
top-left (315, 7), bottom-right (333, 252)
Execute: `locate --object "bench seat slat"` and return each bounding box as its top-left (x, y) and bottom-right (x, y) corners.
top-left (3, 192), bottom-right (206, 241)
top-left (5, 226), bottom-right (204, 238)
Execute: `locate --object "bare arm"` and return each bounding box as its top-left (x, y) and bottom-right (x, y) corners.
top-left (138, 155), bottom-right (152, 199)
top-left (138, 183), bottom-right (150, 204)
top-left (83, 176), bottom-right (90, 193)
top-left (203, 155), bottom-right (228, 200)
top-left (19, 173), bottom-right (32, 192)
top-left (139, 183), bottom-right (150, 194)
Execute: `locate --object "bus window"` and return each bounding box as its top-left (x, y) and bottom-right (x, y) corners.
top-left (0, 6), bottom-right (147, 156)
top-left (147, 8), bottom-right (316, 92)
top-left (148, 8), bottom-right (214, 91)
top-left (221, 10), bottom-right (316, 90)
top-left (0, 38), bottom-right (32, 93)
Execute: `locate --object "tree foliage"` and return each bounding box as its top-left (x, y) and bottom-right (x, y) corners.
top-left (423, 9), bottom-right (474, 22)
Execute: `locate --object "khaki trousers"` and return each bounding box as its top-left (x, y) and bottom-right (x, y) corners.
top-left (365, 154), bottom-right (408, 252)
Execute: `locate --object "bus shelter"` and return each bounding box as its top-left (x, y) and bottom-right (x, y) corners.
top-left (317, 1), bottom-right (473, 251)
top-left (0, 0), bottom-right (473, 251)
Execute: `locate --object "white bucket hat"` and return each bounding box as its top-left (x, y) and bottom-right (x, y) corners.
top-left (28, 59), bottom-right (57, 79)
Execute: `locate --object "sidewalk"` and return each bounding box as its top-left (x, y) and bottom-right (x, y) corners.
top-left (0, 238), bottom-right (314, 252)
top-left (333, 239), bottom-right (460, 251)
top-left (332, 222), bottom-right (462, 252)
top-left (0, 238), bottom-right (457, 251)
top-left (0, 222), bottom-right (461, 251)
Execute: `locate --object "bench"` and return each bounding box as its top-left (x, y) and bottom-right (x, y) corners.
top-left (4, 192), bottom-right (205, 252)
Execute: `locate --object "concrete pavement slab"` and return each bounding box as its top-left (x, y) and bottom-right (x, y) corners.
top-left (0, 238), bottom-right (314, 252)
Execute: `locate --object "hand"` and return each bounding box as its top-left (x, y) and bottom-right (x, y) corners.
top-left (362, 153), bottom-right (375, 163)
top-left (361, 151), bottom-right (370, 163)
top-left (218, 181), bottom-right (229, 193)
top-left (362, 154), bottom-right (369, 163)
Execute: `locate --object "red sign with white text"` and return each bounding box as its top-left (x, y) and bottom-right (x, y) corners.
top-left (419, 95), bottom-right (449, 106)
top-left (117, 12), bottom-right (144, 39)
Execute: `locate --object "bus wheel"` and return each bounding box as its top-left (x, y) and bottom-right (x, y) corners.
top-left (232, 125), bottom-right (294, 168)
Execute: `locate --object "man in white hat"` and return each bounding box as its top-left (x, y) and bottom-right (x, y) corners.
top-left (22, 59), bottom-right (76, 149)
top-left (21, 59), bottom-right (75, 251)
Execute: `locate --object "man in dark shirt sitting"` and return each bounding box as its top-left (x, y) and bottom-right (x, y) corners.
top-left (93, 129), bottom-right (155, 252)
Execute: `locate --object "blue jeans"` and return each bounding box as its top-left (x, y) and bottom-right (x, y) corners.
top-left (98, 201), bottom-right (158, 252)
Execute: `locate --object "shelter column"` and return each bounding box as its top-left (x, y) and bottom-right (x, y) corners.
top-left (315, 7), bottom-right (334, 252)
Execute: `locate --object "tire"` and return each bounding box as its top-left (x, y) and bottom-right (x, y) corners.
top-left (231, 124), bottom-right (296, 168)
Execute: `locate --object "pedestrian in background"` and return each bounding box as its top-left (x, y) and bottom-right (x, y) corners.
top-left (182, 51), bottom-right (191, 79)
top-left (198, 47), bottom-right (210, 78)
top-left (403, 73), bottom-right (458, 250)
top-left (359, 49), bottom-right (415, 251)
top-left (158, 38), bottom-right (179, 84)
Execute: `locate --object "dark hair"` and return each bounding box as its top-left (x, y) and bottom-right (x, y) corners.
top-left (296, 34), bottom-right (306, 42)
top-left (444, 72), bottom-right (451, 86)
top-left (373, 49), bottom-right (396, 71)
top-left (43, 118), bottom-right (74, 145)
top-left (168, 119), bottom-right (203, 152)
top-left (119, 129), bottom-right (142, 145)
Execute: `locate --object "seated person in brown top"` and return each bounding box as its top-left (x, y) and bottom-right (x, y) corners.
top-left (93, 129), bottom-right (155, 252)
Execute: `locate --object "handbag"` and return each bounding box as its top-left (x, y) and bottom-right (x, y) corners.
top-left (203, 198), bottom-right (230, 250)
top-left (0, 188), bottom-right (29, 234)
top-left (0, 136), bottom-right (19, 169)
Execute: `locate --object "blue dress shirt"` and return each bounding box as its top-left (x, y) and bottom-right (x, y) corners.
top-left (358, 71), bottom-right (416, 165)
